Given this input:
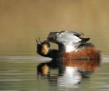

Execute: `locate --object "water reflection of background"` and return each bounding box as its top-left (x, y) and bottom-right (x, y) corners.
top-left (0, 0), bottom-right (109, 55)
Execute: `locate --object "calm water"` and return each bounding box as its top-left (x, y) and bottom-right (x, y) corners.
top-left (0, 56), bottom-right (109, 91)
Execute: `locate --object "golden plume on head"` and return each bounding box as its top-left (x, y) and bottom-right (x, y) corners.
top-left (40, 40), bottom-right (50, 55)
top-left (41, 44), bottom-right (49, 55)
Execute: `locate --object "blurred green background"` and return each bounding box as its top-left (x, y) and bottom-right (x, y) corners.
top-left (0, 0), bottom-right (109, 55)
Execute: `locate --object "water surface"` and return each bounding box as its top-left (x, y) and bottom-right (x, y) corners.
top-left (0, 56), bottom-right (109, 91)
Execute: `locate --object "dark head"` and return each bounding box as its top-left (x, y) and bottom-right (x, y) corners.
top-left (36, 38), bottom-right (50, 55)
top-left (41, 40), bottom-right (50, 47)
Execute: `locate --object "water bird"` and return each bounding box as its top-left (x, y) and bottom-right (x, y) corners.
top-left (36, 30), bottom-right (101, 83)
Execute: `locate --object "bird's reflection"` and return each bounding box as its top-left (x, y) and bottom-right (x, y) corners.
top-left (36, 60), bottom-right (89, 88)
